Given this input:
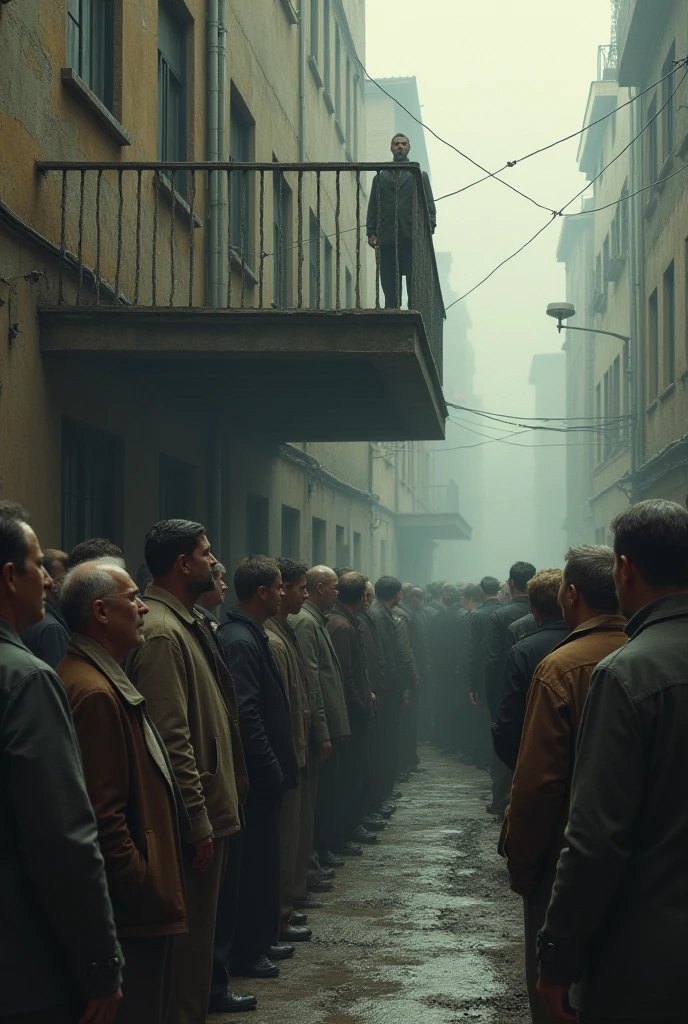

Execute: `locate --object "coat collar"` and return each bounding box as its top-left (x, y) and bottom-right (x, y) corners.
top-left (67, 633), bottom-right (145, 707)
top-left (625, 591), bottom-right (688, 639)
top-left (0, 614), bottom-right (28, 650)
top-left (551, 613), bottom-right (626, 654)
top-left (302, 599), bottom-right (329, 628)
top-left (332, 601), bottom-right (361, 629)
top-left (479, 598), bottom-right (501, 609)
top-left (144, 583), bottom-right (197, 625)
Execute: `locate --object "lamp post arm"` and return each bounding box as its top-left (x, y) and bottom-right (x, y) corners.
top-left (556, 322), bottom-right (631, 343)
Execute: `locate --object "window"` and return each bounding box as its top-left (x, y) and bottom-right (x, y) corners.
top-left (353, 531), bottom-right (362, 570)
top-left (158, 0), bottom-right (186, 173)
top-left (230, 92), bottom-right (254, 262)
top-left (353, 75), bottom-right (359, 158)
top-left (595, 383), bottom-right (602, 463)
top-left (334, 25), bottom-right (341, 113)
top-left (68, 0), bottom-right (114, 109)
top-left (620, 183), bottom-right (629, 253)
top-left (612, 356), bottom-right (621, 448)
top-left (648, 287), bottom-right (659, 400)
top-left (380, 538), bottom-right (387, 573)
top-left (623, 340), bottom-right (630, 417)
top-left (62, 417), bottom-right (121, 552)
top-left (603, 370), bottom-right (612, 458)
top-left (323, 0), bottom-right (330, 89)
top-left (664, 260), bottom-right (675, 385)
top-left (345, 56), bottom-right (352, 144)
top-left (310, 0), bottom-right (319, 60)
top-left (281, 505), bottom-right (300, 558)
top-left (603, 234), bottom-right (610, 283)
top-left (345, 266), bottom-right (353, 309)
top-left (273, 170), bottom-right (292, 307)
top-left (335, 525), bottom-right (349, 567)
top-left (312, 517), bottom-right (327, 564)
top-left (323, 232), bottom-right (333, 308)
top-left (159, 454), bottom-right (196, 520)
top-left (246, 494), bottom-right (269, 555)
top-left (647, 96), bottom-right (658, 184)
top-left (662, 43), bottom-right (676, 160)
top-left (309, 210), bottom-right (320, 307)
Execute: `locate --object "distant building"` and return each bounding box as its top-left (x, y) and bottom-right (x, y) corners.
top-left (529, 354), bottom-right (567, 565)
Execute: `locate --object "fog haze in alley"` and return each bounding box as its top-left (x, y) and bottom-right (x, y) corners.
top-left (367, 0), bottom-right (612, 580)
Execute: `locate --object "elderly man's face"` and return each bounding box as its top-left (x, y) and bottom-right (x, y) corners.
top-left (102, 569), bottom-right (149, 652)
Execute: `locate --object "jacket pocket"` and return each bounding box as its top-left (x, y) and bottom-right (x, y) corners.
top-left (144, 829), bottom-right (158, 880)
top-left (199, 737), bottom-right (221, 791)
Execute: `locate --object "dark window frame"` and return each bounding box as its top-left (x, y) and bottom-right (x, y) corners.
top-left (67, 0), bottom-right (115, 109)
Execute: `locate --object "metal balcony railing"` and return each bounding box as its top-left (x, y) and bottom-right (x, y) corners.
top-left (412, 479), bottom-right (460, 515)
top-left (35, 160), bottom-right (444, 378)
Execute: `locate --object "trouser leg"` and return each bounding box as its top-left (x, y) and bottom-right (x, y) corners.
top-left (168, 835), bottom-right (227, 1024)
top-left (313, 742), bottom-right (340, 858)
top-left (380, 245), bottom-right (403, 308)
top-left (117, 936), bottom-right (173, 1024)
top-left (233, 790), bottom-right (282, 962)
top-left (334, 729), bottom-right (366, 839)
top-left (210, 830), bottom-right (244, 996)
top-left (0, 1011), bottom-right (79, 1024)
top-left (279, 772), bottom-right (303, 920)
top-left (523, 894), bottom-right (550, 1024)
top-left (295, 750), bottom-right (317, 900)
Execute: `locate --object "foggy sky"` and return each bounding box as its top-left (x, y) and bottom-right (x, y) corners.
top-left (366, 0), bottom-right (612, 580)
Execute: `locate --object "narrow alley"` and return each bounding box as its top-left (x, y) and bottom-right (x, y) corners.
top-left (223, 748), bottom-right (530, 1024)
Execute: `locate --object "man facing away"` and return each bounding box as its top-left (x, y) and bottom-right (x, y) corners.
top-left (468, 576), bottom-right (503, 770)
top-left (216, 557), bottom-right (299, 980)
top-left (0, 502), bottom-right (122, 1024)
top-left (504, 546), bottom-right (626, 1024)
top-left (537, 500), bottom-right (688, 1024)
top-left (195, 560), bottom-right (228, 631)
top-left (127, 519), bottom-right (249, 1024)
top-left (366, 132), bottom-right (437, 308)
top-left (369, 576), bottom-right (410, 799)
top-left (291, 566), bottom-right (352, 863)
top-left (264, 558), bottom-right (316, 942)
top-left (20, 547), bottom-right (70, 668)
top-left (57, 560), bottom-right (186, 1024)
top-left (492, 569), bottom-right (570, 772)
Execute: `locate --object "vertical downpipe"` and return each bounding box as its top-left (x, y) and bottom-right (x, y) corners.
top-left (299, 0), bottom-right (306, 161)
top-left (206, 0), bottom-right (223, 553)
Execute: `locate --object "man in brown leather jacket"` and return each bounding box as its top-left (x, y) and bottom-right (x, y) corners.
top-left (505, 545), bottom-right (627, 1024)
top-left (58, 559), bottom-right (186, 1024)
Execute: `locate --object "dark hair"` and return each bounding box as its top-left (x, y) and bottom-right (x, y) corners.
top-left (461, 583), bottom-right (482, 603)
top-left (509, 561), bottom-right (537, 590)
top-left (374, 575), bottom-right (402, 600)
top-left (333, 565), bottom-right (354, 579)
top-left (277, 557), bottom-right (308, 585)
top-left (611, 499), bottom-right (688, 586)
top-left (337, 571), bottom-right (367, 605)
top-left (134, 562), bottom-right (153, 595)
top-left (480, 576), bottom-right (501, 596)
top-left (43, 549), bottom-right (68, 577)
top-left (427, 581), bottom-right (443, 600)
top-left (68, 538), bottom-right (124, 570)
top-left (442, 583), bottom-right (459, 605)
top-left (391, 133), bottom-right (409, 144)
top-left (234, 555), bottom-right (279, 600)
top-left (564, 545), bottom-right (618, 612)
top-left (144, 520), bottom-right (205, 577)
top-left (0, 501), bottom-right (30, 573)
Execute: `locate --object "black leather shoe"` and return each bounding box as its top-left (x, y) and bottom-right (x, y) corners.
top-left (361, 815), bottom-right (387, 830)
top-left (290, 911), bottom-right (308, 925)
top-left (208, 989), bottom-right (258, 1014)
top-left (351, 826), bottom-right (378, 845)
top-left (279, 924), bottom-right (312, 941)
top-left (294, 895), bottom-right (323, 909)
top-left (267, 942), bottom-right (295, 960)
top-left (318, 866), bottom-right (336, 879)
top-left (332, 840), bottom-right (363, 856)
top-left (322, 850), bottom-right (346, 868)
top-left (231, 955), bottom-right (279, 978)
top-left (397, 772), bottom-right (410, 782)
top-left (410, 766), bottom-right (424, 774)
top-left (392, 790), bottom-right (403, 799)
top-left (309, 878), bottom-right (334, 892)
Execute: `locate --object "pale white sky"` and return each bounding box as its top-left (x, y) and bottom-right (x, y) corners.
top-left (366, 0), bottom-right (612, 575)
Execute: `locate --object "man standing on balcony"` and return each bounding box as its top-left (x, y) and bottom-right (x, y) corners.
top-left (366, 133), bottom-right (437, 309)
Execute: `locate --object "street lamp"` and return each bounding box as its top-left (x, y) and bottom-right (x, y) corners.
top-left (546, 301), bottom-right (636, 499)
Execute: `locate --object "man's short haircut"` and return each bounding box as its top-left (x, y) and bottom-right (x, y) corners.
top-left (68, 538), bottom-right (124, 570)
top-left (134, 562), bottom-right (153, 594)
top-left (611, 498), bottom-right (688, 586)
top-left (427, 581), bottom-right (443, 600)
top-left (374, 575), bottom-right (402, 600)
top-left (277, 557), bottom-right (308, 585)
top-left (60, 559), bottom-right (121, 632)
top-left (144, 520), bottom-right (206, 577)
top-left (479, 576), bottom-right (501, 596)
top-left (401, 582), bottom-right (415, 600)
top-left (564, 545), bottom-right (618, 613)
top-left (43, 549), bottom-right (69, 577)
top-left (527, 568), bottom-right (564, 619)
top-left (0, 501), bottom-right (30, 573)
top-left (212, 561), bottom-right (226, 578)
top-left (411, 586), bottom-right (425, 600)
top-left (461, 583), bottom-right (482, 603)
top-left (391, 133), bottom-right (409, 144)
top-left (337, 571), bottom-right (367, 605)
top-left (234, 555), bottom-right (279, 600)
top-left (509, 561), bottom-right (537, 590)
top-left (333, 565), bottom-right (353, 580)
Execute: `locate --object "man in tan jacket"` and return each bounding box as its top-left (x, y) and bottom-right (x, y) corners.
top-left (127, 520), bottom-right (250, 1023)
top-left (57, 559), bottom-right (186, 1024)
top-left (505, 545), bottom-right (627, 1024)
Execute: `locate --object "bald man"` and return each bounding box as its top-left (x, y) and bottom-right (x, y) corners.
top-left (291, 567), bottom-right (352, 869)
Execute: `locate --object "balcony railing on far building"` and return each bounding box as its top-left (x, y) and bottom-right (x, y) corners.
top-left (35, 160), bottom-right (444, 379)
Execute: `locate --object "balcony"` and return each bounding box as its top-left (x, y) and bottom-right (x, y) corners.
top-left (35, 161), bottom-right (446, 442)
top-left (617, 0), bottom-right (670, 86)
top-left (396, 480), bottom-right (471, 540)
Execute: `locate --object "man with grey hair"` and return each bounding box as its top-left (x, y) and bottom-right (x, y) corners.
top-left (57, 560), bottom-right (187, 1024)
top-left (195, 561), bottom-right (228, 630)
top-left (504, 545), bottom-right (627, 1024)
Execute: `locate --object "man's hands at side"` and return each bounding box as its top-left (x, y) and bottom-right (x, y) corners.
top-left (317, 739), bottom-right (333, 764)
top-left (536, 979), bottom-right (576, 1023)
top-left (367, 234), bottom-right (378, 249)
top-left (78, 990), bottom-right (123, 1024)
top-left (192, 834), bottom-right (214, 871)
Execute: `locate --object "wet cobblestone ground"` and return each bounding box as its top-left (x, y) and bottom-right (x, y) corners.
top-left (218, 745), bottom-right (530, 1023)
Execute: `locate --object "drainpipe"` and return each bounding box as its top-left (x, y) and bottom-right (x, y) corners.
top-left (217, 0), bottom-right (228, 299)
top-left (206, 0), bottom-right (221, 306)
top-left (628, 86), bottom-right (641, 500)
top-left (299, 1), bottom-right (306, 161)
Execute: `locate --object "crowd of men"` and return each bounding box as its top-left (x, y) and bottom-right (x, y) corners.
top-left (0, 505), bottom-right (429, 1024)
top-left (3, 497), bottom-right (688, 1024)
